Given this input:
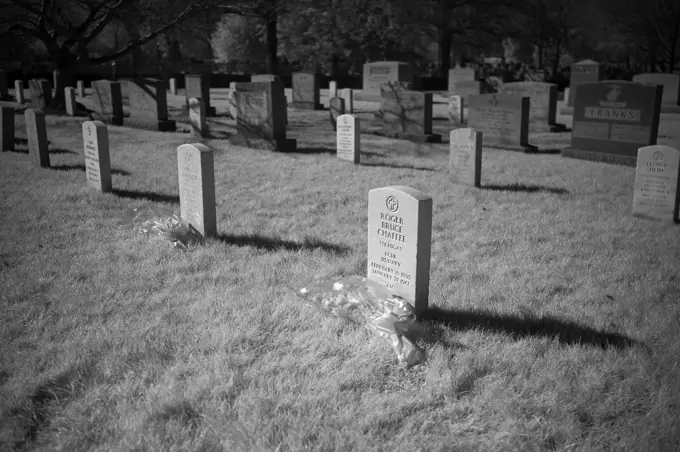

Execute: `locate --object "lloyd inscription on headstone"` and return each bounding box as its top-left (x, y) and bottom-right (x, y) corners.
top-left (468, 94), bottom-right (535, 152)
top-left (177, 143), bottom-right (217, 237)
top-left (25, 108), bottom-right (50, 167)
top-left (449, 128), bottom-right (482, 187)
top-left (82, 120), bottom-right (112, 192)
top-left (336, 114), bottom-right (360, 163)
top-left (292, 72), bottom-right (321, 110)
top-left (363, 61), bottom-right (415, 93)
top-left (565, 59), bottom-right (604, 110)
top-left (633, 145), bottom-right (680, 222)
top-left (1, 106), bottom-right (14, 151)
top-left (563, 81), bottom-right (663, 165)
top-left (367, 186), bottom-right (432, 314)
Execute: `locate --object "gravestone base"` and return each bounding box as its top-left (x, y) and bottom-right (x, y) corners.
top-left (92, 113), bottom-right (123, 126)
top-left (230, 135), bottom-right (297, 152)
top-left (559, 106), bottom-right (573, 115)
top-left (374, 129), bottom-right (442, 143)
top-left (660, 104), bottom-right (680, 114)
top-left (487, 142), bottom-right (538, 153)
top-left (291, 102), bottom-right (323, 110)
top-left (562, 147), bottom-right (636, 167)
top-left (206, 106), bottom-right (217, 116)
top-left (532, 122), bottom-right (568, 133)
top-left (127, 118), bottom-right (176, 132)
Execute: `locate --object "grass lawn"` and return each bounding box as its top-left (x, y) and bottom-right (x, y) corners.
top-left (1, 90), bottom-right (679, 451)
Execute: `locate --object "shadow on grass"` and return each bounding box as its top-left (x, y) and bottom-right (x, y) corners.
top-left (113, 189), bottom-right (179, 204)
top-left (525, 148), bottom-right (563, 155)
top-left (50, 164), bottom-right (130, 176)
top-left (216, 233), bottom-right (351, 255)
top-left (421, 307), bottom-right (639, 350)
top-left (50, 148), bottom-right (79, 155)
top-left (290, 146), bottom-right (336, 155)
top-left (361, 161), bottom-right (438, 172)
top-left (482, 183), bottom-right (570, 195)
top-left (14, 137), bottom-right (28, 145)
top-left (4, 146), bottom-right (74, 155)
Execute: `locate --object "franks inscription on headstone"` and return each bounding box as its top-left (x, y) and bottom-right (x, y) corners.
top-left (82, 120), bottom-right (112, 192)
top-left (633, 145), bottom-right (680, 222)
top-left (177, 143), bottom-right (217, 237)
top-left (449, 128), bottom-right (482, 187)
top-left (367, 186), bottom-right (433, 314)
top-left (336, 114), bottom-right (360, 163)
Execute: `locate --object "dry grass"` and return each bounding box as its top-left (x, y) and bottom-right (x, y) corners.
top-left (1, 92), bottom-right (679, 452)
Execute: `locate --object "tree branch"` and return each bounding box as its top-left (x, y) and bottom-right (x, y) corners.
top-left (88, 4), bottom-right (209, 64)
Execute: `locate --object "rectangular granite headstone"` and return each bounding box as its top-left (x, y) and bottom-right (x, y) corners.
top-left (177, 143), bottom-right (217, 237)
top-left (127, 78), bottom-right (176, 131)
top-left (29, 79), bottom-right (52, 109)
top-left (367, 185), bottom-right (433, 314)
top-left (185, 74), bottom-right (216, 116)
top-left (82, 120), bottom-right (112, 192)
top-left (329, 81), bottom-right (338, 99)
top-left (449, 128), bottom-right (482, 187)
top-left (91, 80), bottom-right (123, 125)
top-left (292, 72), bottom-right (321, 110)
top-left (380, 91), bottom-right (441, 142)
top-left (169, 77), bottom-right (177, 95)
top-left (340, 88), bottom-right (354, 113)
top-left (25, 108), bottom-right (49, 167)
top-left (563, 81), bottom-right (663, 165)
top-left (76, 80), bottom-right (85, 97)
top-left (65, 87), bottom-right (76, 116)
top-left (633, 145), bottom-right (680, 222)
top-left (449, 94), bottom-right (464, 125)
top-left (468, 93), bottom-right (535, 152)
top-left (329, 97), bottom-right (345, 131)
top-left (336, 114), bottom-right (360, 163)
top-left (500, 82), bottom-right (565, 132)
top-left (567, 59), bottom-right (604, 107)
top-left (363, 61), bottom-right (415, 93)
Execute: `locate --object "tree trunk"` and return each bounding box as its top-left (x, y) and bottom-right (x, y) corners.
top-left (438, 27), bottom-right (452, 78)
top-left (266, 16), bottom-right (278, 74)
top-left (551, 42), bottom-right (561, 81)
top-left (669, 21), bottom-right (679, 72)
top-left (331, 54), bottom-right (339, 77)
top-left (49, 50), bottom-right (75, 110)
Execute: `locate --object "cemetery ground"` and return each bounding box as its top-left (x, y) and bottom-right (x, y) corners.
top-left (1, 90), bottom-right (680, 451)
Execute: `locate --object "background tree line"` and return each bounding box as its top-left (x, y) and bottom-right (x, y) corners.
top-left (2, 0), bottom-right (679, 107)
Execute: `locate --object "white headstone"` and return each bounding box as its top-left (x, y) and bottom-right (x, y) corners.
top-left (633, 145), bottom-right (680, 222)
top-left (449, 94), bottom-right (464, 124)
top-left (14, 80), bottom-right (24, 104)
top-left (336, 114), bottom-right (360, 163)
top-left (341, 88), bottom-right (354, 113)
top-left (65, 87), bottom-right (76, 116)
top-left (76, 80), bottom-right (85, 97)
top-left (25, 108), bottom-right (49, 167)
top-left (189, 97), bottom-right (206, 138)
top-left (367, 186), bottom-right (433, 314)
top-left (82, 120), bottom-right (112, 192)
top-left (177, 143), bottom-right (217, 237)
top-left (228, 82), bottom-right (237, 119)
top-left (449, 128), bottom-right (482, 187)
top-left (329, 81), bottom-right (338, 99)
top-left (169, 77), bottom-right (177, 95)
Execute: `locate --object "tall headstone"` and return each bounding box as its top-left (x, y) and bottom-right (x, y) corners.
top-left (185, 74), bottom-right (216, 116)
top-left (363, 61), bottom-right (415, 93)
top-left (169, 77), bottom-right (177, 95)
top-left (500, 82), bottom-right (565, 132)
top-left (29, 79), bottom-right (52, 109)
top-left (336, 114), bottom-right (360, 163)
top-left (449, 94), bottom-right (464, 125)
top-left (329, 81), bottom-right (338, 99)
top-left (449, 80), bottom-right (481, 104)
top-left (25, 109), bottom-right (49, 167)
top-left (82, 120), bottom-right (112, 192)
top-left (564, 87), bottom-right (570, 104)
top-left (367, 186), bottom-right (433, 315)
top-left (340, 88), bottom-right (354, 113)
top-left (1, 106), bottom-right (14, 151)
top-left (468, 93), bottom-right (535, 152)
top-left (329, 97), bottom-right (345, 131)
top-left (177, 143), bottom-right (217, 237)
top-left (91, 80), bottom-right (123, 125)
top-left (379, 91), bottom-right (441, 142)
top-left (232, 80), bottom-right (296, 152)
top-left (633, 145), bottom-right (680, 222)
top-left (292, 72), bottom-right (321, 110)
top-left (563, 81), bottom-right (663, 166)
top-left (448, 67), bottom-right (476, 92)
top-left (567, 59), bottom-right (604, 107)
top-left (449, 128), bottom-right (482, 187)
top-left (0, 70), bottom-right (8, 100)
top-left (189, 97), bottom-right (207, 138)
top-left (632, 73), bottom-right (680, 107)
top-left (76, 80), bottom-right (85, 97)
top-left (52, 69), bottom-right (60, 95)
top-left (64, 87), bottom-right (76, 116)
top-left (14, 80), bottom-right (24, 104)
top-left (127, 78), bottom-right (176, 131)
